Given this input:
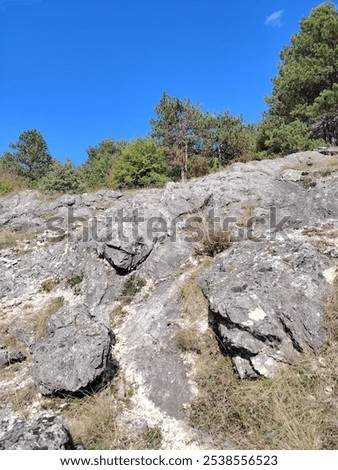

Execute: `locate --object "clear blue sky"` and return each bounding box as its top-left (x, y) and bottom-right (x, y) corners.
top-left (0, 0), bottom-right (332, 164)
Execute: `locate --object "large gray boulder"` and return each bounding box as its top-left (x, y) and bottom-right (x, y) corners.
top-left (32, 305), bottom-right (115, 395)
top-left (0, 411), bottom-right (72, 450)
top-left (201, 238), bottom-right (333, 378)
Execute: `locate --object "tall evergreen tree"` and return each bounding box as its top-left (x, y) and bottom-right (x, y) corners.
top-left (262, 2), bottom-right (338, 148)
top-left (150, 92), bottom-right (203, 181)
top-left (1, 129), bottom-right (52, 180)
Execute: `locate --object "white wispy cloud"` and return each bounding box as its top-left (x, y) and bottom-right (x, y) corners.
top-left (265, 9), bottom-right (285, 27)
top-left (0, 0), bottom-right (42, 12)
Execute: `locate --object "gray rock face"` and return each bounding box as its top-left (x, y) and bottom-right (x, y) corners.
top-left (32, 305), bottom-right (115, 395)
top-left (0, 411), bottom-right (72, 449)
top-left (0, 345), bottom-right (25, 368)
top-left (0, 150), bottom-right (337, 448)
top-left (201, 239), bottom-right (332, 378)
top-left (103, 237), bottom-right (153, 274)
top-left (315, 146), bottom-right (338, 156)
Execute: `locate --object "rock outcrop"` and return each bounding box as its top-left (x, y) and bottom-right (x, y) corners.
top-left (32, 305), bottom-right (115, 395)
top-left (0, 344), bottom-right (25, 369)
top-left (0, 409), bottom-right (72, 450)
top-left (0, 149), bottom-right (337, 448)
top-left (201, 238), bottom-right (332, 378)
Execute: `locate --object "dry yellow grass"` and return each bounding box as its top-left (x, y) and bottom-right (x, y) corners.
top-left (0, 230), bottom-right (36, 250)
top-left (32, 297), bottom-right (64, 338)
top-left (62, 383), bottom-right (162, 450)
top-left (176, 266), bottom-right (338, 449)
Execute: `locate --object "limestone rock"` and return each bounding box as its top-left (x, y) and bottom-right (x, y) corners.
top-left (103, 237), bottom-right (153, 274)
top-left (201, 239), bottom-right (332, 378)
top-left (0, 410), bottom-right (72, 450)
top-left (32, 305), bottom-right (115, 395)
top-left (0, 345), bottom-right (26, 368)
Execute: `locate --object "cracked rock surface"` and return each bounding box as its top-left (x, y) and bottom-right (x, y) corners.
top-left (0, 409), bottom-right (73, 450)
top-left (200, 238), bottom-right (332, 378)
top-left (0, 150), bottom-right (337, 448)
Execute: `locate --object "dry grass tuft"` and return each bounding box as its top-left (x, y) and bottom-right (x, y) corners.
top-left (32, 297), bottom-right (64, 337)
top-left (0, 168), bottom-right (28, 196)
top-left (173, 329), bottom-right (202, 354)
top-left (195, 226), bottom-right (231, 257)
top-left (41, 276), bottom-right (61, 293)
top-left (284, 155), bottom-right (338, 176)
top-left (237, 204), bottom-right (256, 228)
top-left (62, 384), bottom-right (162, 450)
top-left (176, 265), bottom-right (338, 449)
top-left (0, 230), bottom-right (36, 250)
top-left (177, 260), bottom-right (210, 323)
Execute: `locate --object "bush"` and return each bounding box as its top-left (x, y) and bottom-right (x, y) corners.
top-left (111, 139), bottom-right (169, 189)
top-left (38, 158), bottom-right (86, 194)
top-left (195, 226), bottom-right (231, 257)
top-left (82, 138), bottom-right (124, 190)
top-left (257, 118), bottom-right (324, 156)
top-left (0, 166), bottom-right (27, 196)
top-left (187, 156), bottom-right (211, 178)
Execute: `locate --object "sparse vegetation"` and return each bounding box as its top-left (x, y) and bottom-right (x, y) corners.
top-left (237, 204), bottom-right (256, 228)
top-left (325, 274), bottom-right (338, 342)
top-left (142, 427), bottom-right (162, 449)
top-left (190, 330), bottom-right (338, 449)
top-left (67, 275), bottom-right (83, 288)
top-left (177, 260), bottom-right (210, 323)
top-left (62, 382), bottom-right (162, 450)
top-left (33, 297), bottom-right (65, 337)
top-left (173, 329), bottom-right (202, 354)
top-left (0, 167), bottom-right (28, 196)
top-left (120, 275), bottom-right (146, 305)
top-left (0, 230), bottom-right (35, 250)
top-left (41, 276), bottom-right (61, 292)
top-left (0, 328), bottom-right (24, 350)
top-left (285, 155), bottom-right (338, 174)
top-left (175, 265), bottom-right (338, 450)
top-left (195, 226), bottom-right (231, 257)
top-left (11, 382), bottom-right (37, 417)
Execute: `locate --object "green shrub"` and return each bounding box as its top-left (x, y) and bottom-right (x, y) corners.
top-left (257, 118), bottom-right (324, 156)
top-left (38, 158), bottom-right (86, 194)
top-left (111, 139), bottom-right (168, 189)
top-left (67, 275), bottom-right (83, 288)
top-left (120, 276), bottom-right (146, 304)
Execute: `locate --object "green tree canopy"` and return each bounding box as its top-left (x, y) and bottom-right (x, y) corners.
top-left (150, 92), bottom-right (204, 181)
top-left (38, 157), bottom-right (85, 194)
top-left (83, 138), bottom-right (125, 189)
top-left (111, 138), bottom-right (168, 189)
top-left (264, 2), bottom-right (338, 145)
top-left (151, 92), bottom-right (255, 179)
top-left (1, 129), bottom-right (52, 180)
top-left (200, 112), bottom-right (256, 165)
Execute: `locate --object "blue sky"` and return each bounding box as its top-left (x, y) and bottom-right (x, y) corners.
top-left (0, 0), bottom-right (333, 164)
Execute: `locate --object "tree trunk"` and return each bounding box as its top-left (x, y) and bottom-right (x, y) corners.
top-left (181, 141), bottom-right (188, 183)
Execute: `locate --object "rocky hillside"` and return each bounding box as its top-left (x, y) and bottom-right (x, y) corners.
top-left (0, 149), bottom-right (337, 450)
